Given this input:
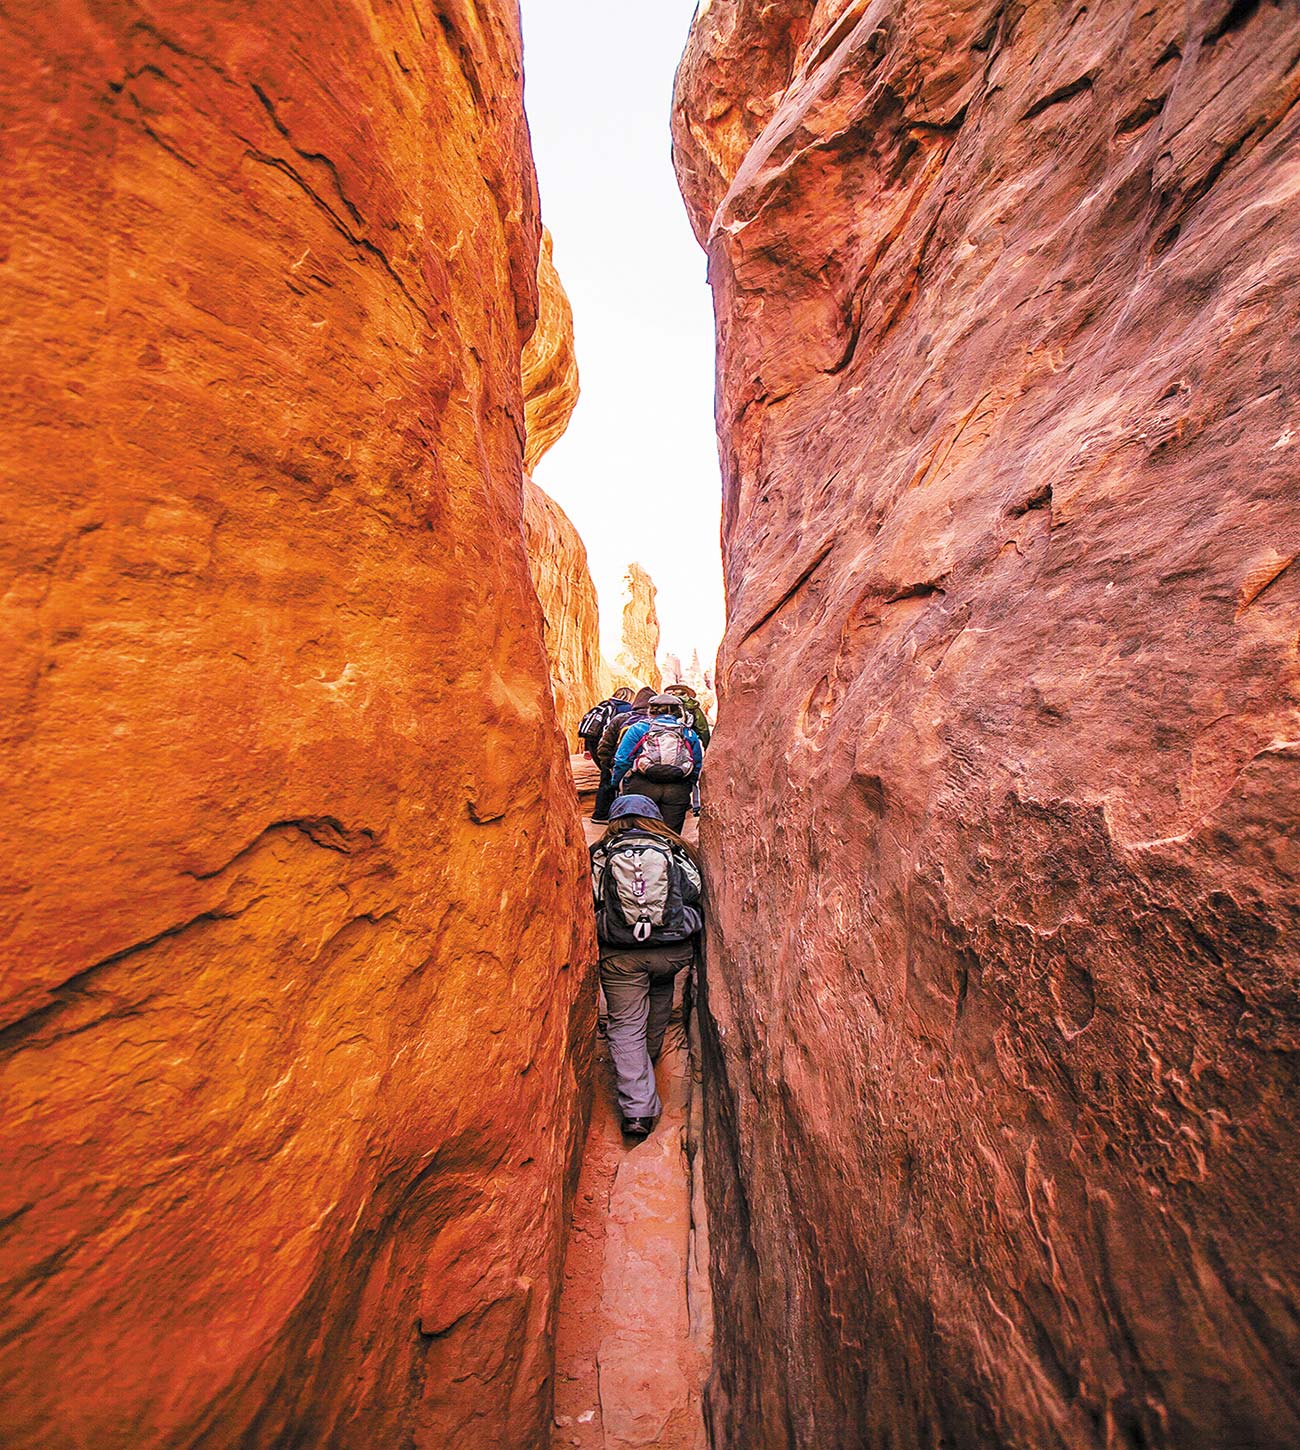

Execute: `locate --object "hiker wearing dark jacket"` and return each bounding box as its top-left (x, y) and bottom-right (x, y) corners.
top-left (580, 687), bottom-right (633, 758)
top-left (590, 794), bottom-right (703, 1138)
top-left (581, 688), bottom-right (634, 821)
top-left (612, 694), bottom-right (704, 833)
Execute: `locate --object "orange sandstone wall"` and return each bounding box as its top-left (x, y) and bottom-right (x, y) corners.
top-left (523, 478), bottom-right (604, 746)
top-left (521, 231), bottom-right (604, 744)
top-left (0, 5), bottom-right (595, 1448)
top-left (675, 2), bottom-right (1300, 1447)
top-left (523, 230), bottom-right (582, 476)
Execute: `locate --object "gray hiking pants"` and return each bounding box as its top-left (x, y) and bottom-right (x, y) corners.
top-left (599, 942), bottom-right (696, 1119)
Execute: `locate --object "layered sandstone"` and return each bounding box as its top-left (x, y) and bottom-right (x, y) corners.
top-left (614, 562), bottom-right (663, 691)
top-left (676, 4), bottom-right (1300, 1447)
top-left (520, 231), bottom-right (604, 744)
top-left (0, 6), bottom-right (594, 1448)
top-left (523, 229), bottom-right (581, 475)
top-left (524, 478), bottom-right (605, 745)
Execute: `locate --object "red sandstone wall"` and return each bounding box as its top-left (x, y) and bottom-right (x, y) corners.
top-left (0, 4), bottom-right (594, 1446)
top-left (675, 2), bottom-right (1300, 1446)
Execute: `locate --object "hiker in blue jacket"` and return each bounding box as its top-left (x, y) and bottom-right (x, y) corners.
top-left (611, 693), bottom-right (704, 832)
top-left (590, 794), bottom-right (704, 1138)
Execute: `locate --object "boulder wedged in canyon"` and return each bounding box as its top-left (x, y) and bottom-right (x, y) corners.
top-left (0, 6), bottom-right (594, 1448)
top-left (675, 3), bottom-right (1300, 1447)
top-left (521, 231), bottom-right (604, 744)
top-left (614, 563), bottom-right (663, 690)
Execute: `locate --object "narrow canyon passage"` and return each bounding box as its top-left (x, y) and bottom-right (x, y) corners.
top-left (549, 757), bottom-right (711, 1450)
top-left (3, 1), bottom-right (1298, 1447)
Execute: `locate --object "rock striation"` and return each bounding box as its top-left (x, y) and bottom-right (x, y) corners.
top-left (0, 6), bottom-right (595, 1448)
top-left (520, 230), bottom-right (605, 745)
top-left (675, 3), bottom-right (1300, 1447)
top-left (614, 562), bottom-right (663, 691)
top-left (523, 478), bottom-right (605, 746)
top-left (523, 229), bottom-right (581, 476)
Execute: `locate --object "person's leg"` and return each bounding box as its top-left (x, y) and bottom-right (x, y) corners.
top-left (657, 783), bottom-right (691, 833)
top-left (645, 944), bottom-right (694, 1061)
top-left (599, 953), bottom-right (660, 1120)
top-left (591, 767), bottom-right (616, 822)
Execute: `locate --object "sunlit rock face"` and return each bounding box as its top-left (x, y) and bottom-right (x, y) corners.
top-left (523, 229), bottom-right (581, 475)
top-left (0, 6), bottom-right (595, 1448)
top-left (675, 3), bottom-right (1300, 1447)
top-left (520, 231), bottom-right (604, 743)
top-left (523, 478), bottom-right (605, 745)
top-left (615, 562), bottom-right (663, 691)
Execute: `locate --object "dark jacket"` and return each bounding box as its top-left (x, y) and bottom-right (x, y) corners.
top-left (581, 697), bottom-right (631, 751)
top-left (596, 709), bottom-right (646, 771)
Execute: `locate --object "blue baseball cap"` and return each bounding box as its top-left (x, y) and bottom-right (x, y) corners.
top-left (608, 794), bottom-right (663, 822)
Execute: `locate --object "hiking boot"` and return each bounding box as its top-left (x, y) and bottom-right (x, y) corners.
top-left (590, 815), bottom-right (610, 824)
top-left (621, 1116), bottom-right (654, 1139)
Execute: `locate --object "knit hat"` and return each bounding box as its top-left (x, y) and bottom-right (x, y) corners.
top-left (607, 794), bottom-right (663, 822)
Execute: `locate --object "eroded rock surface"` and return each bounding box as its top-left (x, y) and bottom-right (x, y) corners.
top-left (525, 477), bottom-right (605, 745)
top-left (615, 563), bottom-right (663, 690)
top-left (0, 6), bottom-right (594, 1447)
top-left (520, 230), bottom-right (605, 745)
top-left (523, 229), bottom-right (581, 475)
top-left (675, 3), bottom-right (1300, 1446)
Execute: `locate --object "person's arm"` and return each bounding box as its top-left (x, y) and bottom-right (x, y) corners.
top-left (688, 731), bottom-right (704, 775)
top-left (612, 721), bottom-right (646, 786)
top-left (596, 716), bottom-right (622, 769)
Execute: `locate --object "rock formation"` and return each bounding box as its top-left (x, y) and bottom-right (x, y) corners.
top-left (675, 3), bottom-right (1300, 1447)
top-left (523, 229), bottom-right (582, 476)
top-left (520, 231), bottom-right (605, 745)
top-left (614, 563), bottom-right (663, 691)
top-left (0, 6), bottom-right (595, 1448)
top-left (523, 479), bottom-right (605, 745)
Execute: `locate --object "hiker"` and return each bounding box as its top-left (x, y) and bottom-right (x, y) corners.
top-left (579, 687), bottom-right (634, 821)
top-left (664, 682), bottom-right (711, 749)
top-left (590, 794), bottom-right (703, 1138)
top-left (593, 685), bottom-right (655, 821)
top-left (611, 693), bottom-right (704, 833)
top-left (664, 683), bottom-right (711, 817)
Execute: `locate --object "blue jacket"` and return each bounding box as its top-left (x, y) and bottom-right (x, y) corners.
top-left (612, 717), bottom-right (704, 788)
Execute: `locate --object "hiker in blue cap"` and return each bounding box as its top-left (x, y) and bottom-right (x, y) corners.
top-left (589, 794), bottom-right (704, 1138)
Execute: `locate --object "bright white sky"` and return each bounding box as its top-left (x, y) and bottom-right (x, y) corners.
top-left (520, 0), bottom-right (724, 675)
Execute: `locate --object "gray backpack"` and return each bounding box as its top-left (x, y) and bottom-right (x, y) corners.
top-left (631, 720), bottom-right (695, 782)
top-left (591, 832), bottom-right (702, 945)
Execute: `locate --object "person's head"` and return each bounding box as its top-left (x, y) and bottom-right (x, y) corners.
top-left (665, 683), bottom-right (698, 703)
top-left (647, 692), bottom-right (687, 723)
top-left (632, 686), bottom-right (655, 710)
top-left (613, 687), bottom-right (634, 702)
top-left (605, 793), bottom-right (700, 865)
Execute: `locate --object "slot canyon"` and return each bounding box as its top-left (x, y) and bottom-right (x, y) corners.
top-left (0, 3), bottom-right (1296, 1450)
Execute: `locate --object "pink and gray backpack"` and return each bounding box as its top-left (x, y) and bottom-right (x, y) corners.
top-left (631, 720), bottom-right (695, 782)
